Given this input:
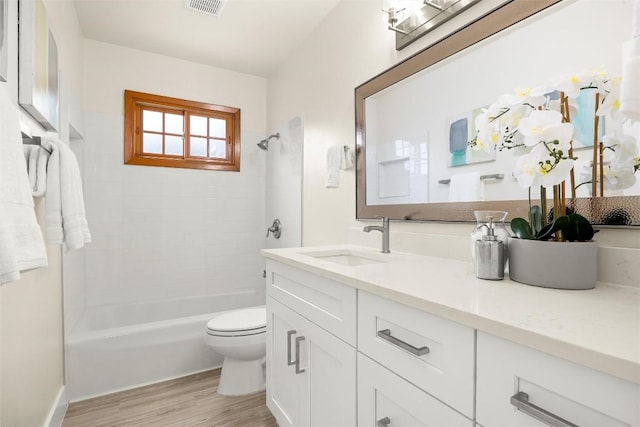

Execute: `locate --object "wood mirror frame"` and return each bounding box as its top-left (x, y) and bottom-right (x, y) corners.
top-left (355, 0), bottom-right (640, 226)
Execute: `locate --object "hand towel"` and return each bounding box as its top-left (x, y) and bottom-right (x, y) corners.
top-left (23, 144), bottom-right (49, 197)
top-left (342, 146), bottom-right (355, 170)
top-left (326, 144), bottom-right (343, 188)
top-left (448, 172), bottom-right (485, 202)
top-left (43, 137), bottom-right (91, 250)
top-left (0, 91), bottom-right (48, 284)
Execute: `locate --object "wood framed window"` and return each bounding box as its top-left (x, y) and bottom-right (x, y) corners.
top-left (124, 90), bottom-right (241, 171)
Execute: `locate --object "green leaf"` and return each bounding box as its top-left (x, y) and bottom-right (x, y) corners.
top-left (536, 215), bottom-right (570, 240)
top-left (563, 213), bottom-right (595, 241)
top-left (529, 205), bottom-right (543, 235)
top-left (510, 217), bottom-right (534, 239)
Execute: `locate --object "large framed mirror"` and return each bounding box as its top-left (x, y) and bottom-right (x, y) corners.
top-left (356, 0), bottom-right (640, 225)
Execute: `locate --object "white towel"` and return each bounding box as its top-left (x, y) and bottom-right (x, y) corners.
top-left (23, 144), bottom-right (49, 197)
top-left (42, 137), bottom-right (91, 250)
top-left (448, 172), bottom-right (485, 202)
top-left (326, 145), bottom-right (343, 188)
top-left (342, 146), bottom-right (355, 170)
top-left (326, 145), bottom-right (354, 188)
top-left (0, 91), bottom-right (48, 284)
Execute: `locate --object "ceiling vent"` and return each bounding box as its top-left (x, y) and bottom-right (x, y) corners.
top-left (185, 0), bottom-right (226, 17)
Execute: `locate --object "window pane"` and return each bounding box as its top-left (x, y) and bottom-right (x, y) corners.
top-left (143, 132), bottom-right (162, 154)
top-left (209, 118), bottom-right (226, 138)
top-left (209, 140), bottom-right (226, 158)
top-left (190, 137), bottom-right (207, 157)
top-left (165, 113), bottom-right (184, 134)
top-left (143, 110), bottom-right (162, 132)
top-left (190, 115), bottom-right (207, 136)
top-left (166, 135), bottom-right (183, 156)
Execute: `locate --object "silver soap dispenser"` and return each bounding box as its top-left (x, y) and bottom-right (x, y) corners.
top-left (475, 216), bottom-right (505, 280)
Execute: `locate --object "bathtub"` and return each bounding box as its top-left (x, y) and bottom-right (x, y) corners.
top-left (66, 289), bottom-right (264, 401)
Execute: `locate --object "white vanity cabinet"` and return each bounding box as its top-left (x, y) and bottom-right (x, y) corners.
top-left (265, 260), bottom-right (357, 427)
top-left (357, 291), bottom-right (475, 425)
top-left (262, 246), bottom-right (640, 427)
top-left (476, 332), bottom-right (640, 427)
top-left (358, 353), bottom-right (474, 427)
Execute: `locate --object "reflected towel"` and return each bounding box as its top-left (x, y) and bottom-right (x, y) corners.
top-left (448, 172), bottom-right (485, 202)
top-left (620, 36), bottom-right (640, 121)
top-left (0, 91), bottom-right (48, 284)
top-left (43, 137), bottom-right (91, 250)
top-left (23, 144), bottom-right (49, 197)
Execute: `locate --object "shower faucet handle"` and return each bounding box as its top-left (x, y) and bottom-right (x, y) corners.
top-left (267, 218), bottom-right (282, 239)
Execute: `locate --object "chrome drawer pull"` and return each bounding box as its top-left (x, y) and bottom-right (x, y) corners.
top-left (376, 416), bottom-right (391, 427)
top-left (286, 330), bottom-right (296, 366)
top-left (510, 392), bottom-right (578, 427)
top-left (377, 329), bottom-right (430, 356)
top-left (294, 335), bottom-right (306, 374)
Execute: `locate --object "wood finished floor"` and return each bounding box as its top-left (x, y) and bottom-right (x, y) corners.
top-left (62, 369), bottom-right (278, 427)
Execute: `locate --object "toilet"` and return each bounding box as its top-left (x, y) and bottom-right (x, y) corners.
top-left (204, 306), bottom-right (267, 396)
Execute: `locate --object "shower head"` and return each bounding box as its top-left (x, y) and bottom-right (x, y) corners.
top-left (257, 133), bottom-right (280, 151)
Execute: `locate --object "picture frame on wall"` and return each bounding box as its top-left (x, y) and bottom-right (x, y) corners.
top-left (18, 0), bottom-right (59, 131)
top-left (0, 0), bottom-right (8, 82)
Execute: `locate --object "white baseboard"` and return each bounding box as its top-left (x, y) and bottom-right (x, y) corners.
top-left (45, 386), bottom-right (68, 427)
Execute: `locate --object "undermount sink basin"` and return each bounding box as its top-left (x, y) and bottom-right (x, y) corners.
top-left (302, 249), bottom-right (387, 266)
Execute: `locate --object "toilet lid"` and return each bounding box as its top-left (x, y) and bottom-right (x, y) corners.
top-left (206, 306), bottom-right (266, 333)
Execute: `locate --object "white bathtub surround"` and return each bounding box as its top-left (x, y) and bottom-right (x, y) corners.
top-left (262, 245), bottom-right (640, 384)
top-left (66, 289), bottom-right (264, 401)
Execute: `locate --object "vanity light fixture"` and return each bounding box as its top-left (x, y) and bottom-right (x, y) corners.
top-left (385, 0), bottom-right (481, 50)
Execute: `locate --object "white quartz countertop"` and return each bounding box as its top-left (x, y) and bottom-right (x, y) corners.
top-left (261, 245), bottom-right (640, 384)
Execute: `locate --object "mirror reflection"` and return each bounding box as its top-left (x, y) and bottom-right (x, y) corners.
top-left (357, 0), bottom-right (640, 225)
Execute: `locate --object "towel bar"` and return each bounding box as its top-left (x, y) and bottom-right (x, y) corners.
top-left (438, 173), bottom-right (504, 185)
top-left (22, 136), bottom-right (52, 154)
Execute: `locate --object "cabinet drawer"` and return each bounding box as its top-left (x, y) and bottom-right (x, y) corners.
top-left (477, 331), bottom-right (640, 427)
top-left (357, 291), bottom-right (475, 417)
top-left (357, 353), bottom-right (473, 427)
top-left (266, 260), bottom-right (357, 345)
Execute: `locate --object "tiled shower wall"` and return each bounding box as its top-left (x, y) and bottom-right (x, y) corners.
top-left (81, 112), bottom-right (266, 307)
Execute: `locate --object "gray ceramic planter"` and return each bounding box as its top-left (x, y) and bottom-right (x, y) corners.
top-left (507, 237), bottom-right (598, 290)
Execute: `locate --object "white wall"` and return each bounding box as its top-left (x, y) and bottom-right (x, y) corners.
top-left (268, 0), bottom-right (640, 284)
top-left (1, 0), bottom-right (83, 425)
top-left (265, 116), bottom-right (303, 249)
top-left (80, 40), bottom-right (268, 308)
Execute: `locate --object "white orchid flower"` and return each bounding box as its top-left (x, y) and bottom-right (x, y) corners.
top-left (517, 110), bottom-right (573, 147)
top-left (513, 142), bottom-right (575, 189)
top-left (604, 132), bottom-right (639, 166)
top-left (472, 111), bottom-right (499, 153)
top-left (603, 164), bottom-right (637, 190)
top-left (596, 76), bottom-right (623, 120)
top-left (497, 86), bottom-right (547, 109)
top-left (550, 68), bottom-right (609, 98)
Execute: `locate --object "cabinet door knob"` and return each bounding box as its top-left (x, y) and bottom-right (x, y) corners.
top-left (294, 335), bottom-right (306, 374)
top-left (377, 329), bottom-right (430, 356)
top-left (510, 391), bottom-right (578, 427)
top-left (286, 330), bottom-right (296, 366)
top-left (376, 416), bottom-right (391, 427)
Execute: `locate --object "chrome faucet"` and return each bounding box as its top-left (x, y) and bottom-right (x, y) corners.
top-left (364, 217), bottom-right (390, 253)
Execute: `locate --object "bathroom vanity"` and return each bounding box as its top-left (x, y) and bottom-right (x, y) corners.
top-left (262, 246), bottom-right (640, 427)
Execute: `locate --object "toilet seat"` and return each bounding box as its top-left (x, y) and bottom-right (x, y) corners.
top-left (206, 306), bottom-right (266, 337)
